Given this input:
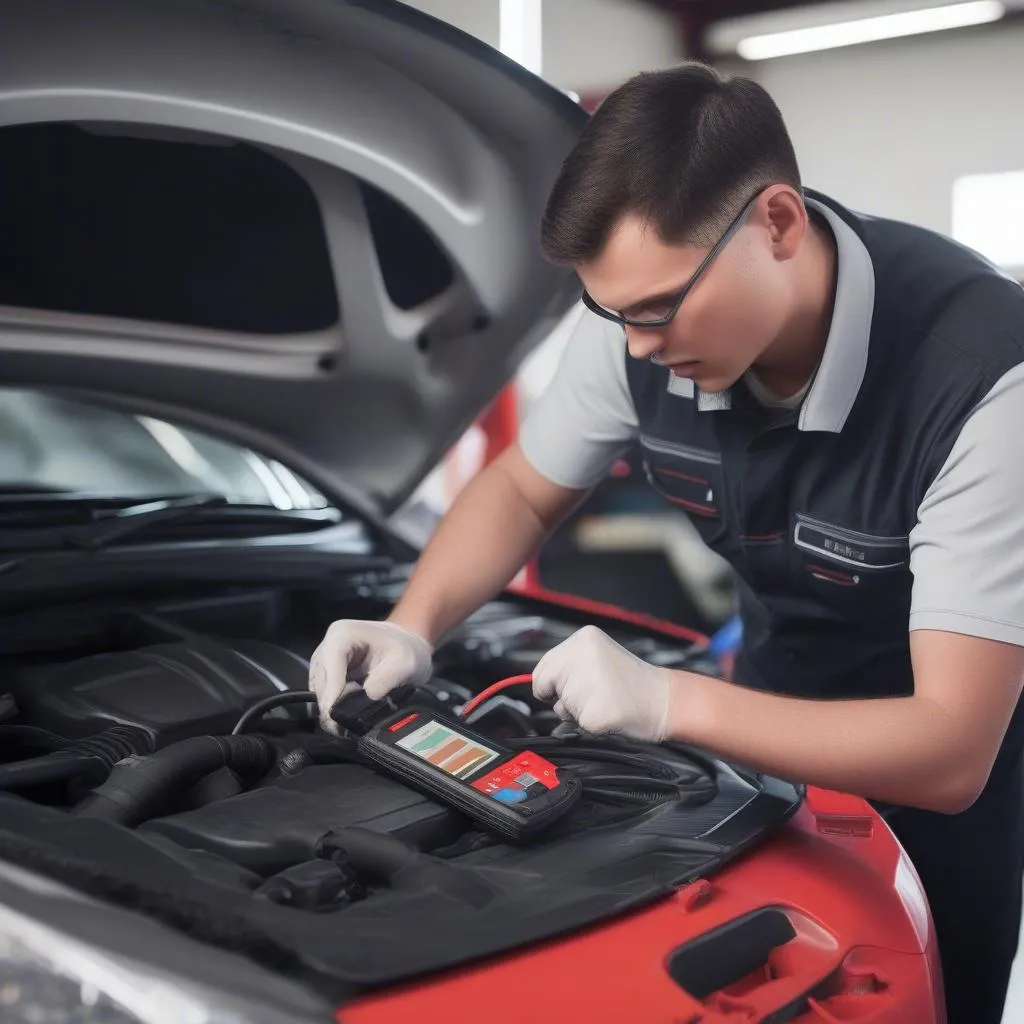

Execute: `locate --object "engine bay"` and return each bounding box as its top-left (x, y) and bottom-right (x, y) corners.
top-left (0, 583), bottom-right (803, 1002)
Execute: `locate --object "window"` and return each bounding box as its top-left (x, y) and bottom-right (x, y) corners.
top-left (0, 389), bottom-right (327, 510)
top-left (952, 170), bottom-right (1024, 273)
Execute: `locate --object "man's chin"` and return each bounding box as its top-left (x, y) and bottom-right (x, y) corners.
top-left (667, 362), bottom-right (738, 393)
top-left (689, 371), bottom-right (734, 393)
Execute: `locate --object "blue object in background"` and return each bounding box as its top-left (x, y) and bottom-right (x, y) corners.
top-left (708, 614), bottom-right (743, 659)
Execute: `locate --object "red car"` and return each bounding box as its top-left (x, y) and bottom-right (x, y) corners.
top-left (0, 1), bottom-right (943, 1021)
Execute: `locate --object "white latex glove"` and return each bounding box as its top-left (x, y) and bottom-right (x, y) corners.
top-left (532, 625), bottom-right (675, 742)
top-left (308, 619), bottom-right (433, 733)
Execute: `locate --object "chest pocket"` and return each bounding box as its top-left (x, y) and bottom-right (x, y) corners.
top-left (793, 513), bottom-right (911, 619)
top-left (640, 434), bottom-right (727, 546)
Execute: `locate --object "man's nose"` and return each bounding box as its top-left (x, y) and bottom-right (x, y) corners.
top-left (625, 326), bottom-right (666, 362)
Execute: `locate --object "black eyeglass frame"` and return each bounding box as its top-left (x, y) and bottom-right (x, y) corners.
top-left (581, 190), bottom-right (764, 329)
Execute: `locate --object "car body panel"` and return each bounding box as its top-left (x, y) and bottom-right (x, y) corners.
top-left (342, 788), bottom-right (945, 1023)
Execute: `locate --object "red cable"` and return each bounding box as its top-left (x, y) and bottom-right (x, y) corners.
top-left (459, 674), bottom-right (533, 718)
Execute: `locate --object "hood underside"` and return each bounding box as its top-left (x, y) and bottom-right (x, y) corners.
top-left (0, 0), bottom-right (588, 513)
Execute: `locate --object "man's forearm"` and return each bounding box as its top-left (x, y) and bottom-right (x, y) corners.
top-left (387, 456), bottom-right (562, 646)
top-left (675, 673), bottom-right (985, 814)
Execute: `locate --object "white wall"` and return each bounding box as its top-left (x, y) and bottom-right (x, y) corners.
top-left (718, 20), bottom-right (1024, 235)
top-left (542, 0), bottom-right (681, 94)
top-left (400, 0), bottom-right (683, 93)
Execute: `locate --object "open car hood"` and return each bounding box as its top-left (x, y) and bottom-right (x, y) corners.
top-left (0, 0), bottom-right (587, 514)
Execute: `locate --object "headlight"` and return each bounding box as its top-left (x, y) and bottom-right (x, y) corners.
top-left (0, 887), bottom-right (320, 1024)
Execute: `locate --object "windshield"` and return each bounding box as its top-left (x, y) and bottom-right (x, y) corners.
top-left (0, 388), bottom-right (329, 510)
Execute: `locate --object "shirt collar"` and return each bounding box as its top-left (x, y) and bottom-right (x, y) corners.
top-left (673, 194), bottom-right (875, 432)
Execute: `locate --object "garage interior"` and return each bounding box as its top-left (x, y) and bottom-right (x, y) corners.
top-left (0, 0), bottom-right (1022, 1020)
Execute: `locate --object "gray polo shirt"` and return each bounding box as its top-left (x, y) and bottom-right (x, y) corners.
top-left (520, 199), bottom-right (1024, 649)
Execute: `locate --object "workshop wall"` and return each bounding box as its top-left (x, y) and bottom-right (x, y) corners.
top-left (541, 0), bottom-right (679, 94)
top-left (719, 20), bottom-right (1024, 237)
top-left (400, 0), bottom-right (680, 94)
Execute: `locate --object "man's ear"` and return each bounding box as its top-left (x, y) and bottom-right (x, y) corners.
top-left (762, 186), bottom-right (807, 262)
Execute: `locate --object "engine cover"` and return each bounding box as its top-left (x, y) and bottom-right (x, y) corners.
top-left (14, 638), bottom-right (309, 747)
top-left (141, 763), bottom-right (462, 874)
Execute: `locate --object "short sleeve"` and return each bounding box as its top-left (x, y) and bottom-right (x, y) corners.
top-left (909, 363), bottom-right (1024, 646)
top-left (518, 312), bottom-right (639, 490)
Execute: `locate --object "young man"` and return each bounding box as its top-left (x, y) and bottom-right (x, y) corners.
top-left (310, 63), bottom-right (1024, 1022)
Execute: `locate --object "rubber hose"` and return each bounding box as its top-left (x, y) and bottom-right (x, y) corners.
top-left (0, 752), bottom-right (96, 790)
top-left (319, 827), bottom-right (496, 907)
top-left (72, 734), bottom-right (276, 827)
top-left (0, 726), bottom-right (153, 792)
top-left (0, 724), bottom-right (70, 756)
top-left (252, 733), bottom-right (360, 790)
top-left (318, 827), bottom-right (419, 878)
top-left (74, 726), bottom-right (156, 774)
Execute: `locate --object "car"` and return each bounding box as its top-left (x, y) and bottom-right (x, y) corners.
top-left (0, 1), bottom-right (945, 1021)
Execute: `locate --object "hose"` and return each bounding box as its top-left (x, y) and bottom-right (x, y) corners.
top-left (255, 733), bottom-right (361, 786)
top-left (72, 733), bottom-right (277, 827)
top-left (0, 724), bottom-right (69, 757)
top-left (0, 726), bottom-right (154, 792)
top-left (0, 752), bottom-right (99, 790)
top-left (318, 827), bottom-right (496, 908)
top-left (319, 826), bottom-right (418, 878)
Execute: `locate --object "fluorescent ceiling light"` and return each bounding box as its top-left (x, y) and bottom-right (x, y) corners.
top-left (499, 0), bottom-right (543, 76)
top-left (735, 0), bottom-right (1004, 60)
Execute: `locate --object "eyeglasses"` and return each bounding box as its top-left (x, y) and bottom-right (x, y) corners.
top-left (581, 191), bottom-right (763, 329)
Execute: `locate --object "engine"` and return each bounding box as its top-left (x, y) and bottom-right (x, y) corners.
top-left (0, 593), bottom-right (721, 895)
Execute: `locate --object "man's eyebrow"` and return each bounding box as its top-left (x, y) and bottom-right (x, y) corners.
top-left (617, 280), bottom-right (689, 317)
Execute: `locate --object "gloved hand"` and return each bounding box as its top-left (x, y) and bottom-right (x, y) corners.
top-left (308, 619), bottom-right (433, 734)
top-left (532, 625), bottom-right (675, 742)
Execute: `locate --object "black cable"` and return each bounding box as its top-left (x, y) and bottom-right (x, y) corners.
top-left (230, 691), bottom-right (318, 735)
top-left (581, 773), bottom-right (682, 793)
top-left (502, 736), bottom-right (679, 778)
top-left (584, 785), bottom-right (676, 805)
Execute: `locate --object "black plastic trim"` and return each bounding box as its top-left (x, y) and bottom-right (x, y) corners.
top-left (668, 907), bottom-right (795, 999)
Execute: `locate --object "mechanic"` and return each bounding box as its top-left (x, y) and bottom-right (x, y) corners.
top-left (310, 63), bottom-right (1024, 1022)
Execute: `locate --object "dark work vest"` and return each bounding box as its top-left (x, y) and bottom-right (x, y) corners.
top-left (625, 190), bottom-right (1024, 781)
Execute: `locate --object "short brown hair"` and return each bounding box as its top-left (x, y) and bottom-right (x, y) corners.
top-left (540, 62), bottom-right (801, 265)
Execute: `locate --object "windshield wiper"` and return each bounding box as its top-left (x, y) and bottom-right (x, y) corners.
top-left (0, 495), bottom-right (345, 552)
top-left (64, 495), bottom-right (230, 549)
